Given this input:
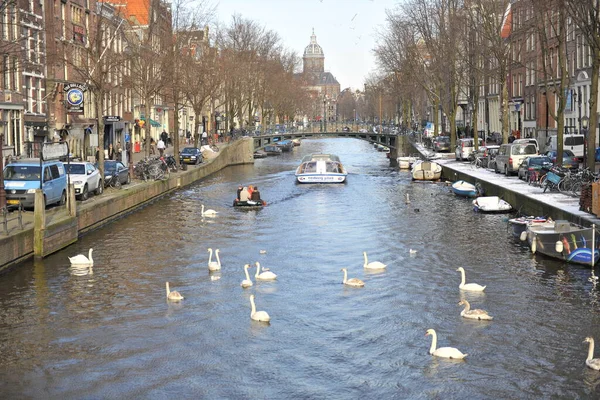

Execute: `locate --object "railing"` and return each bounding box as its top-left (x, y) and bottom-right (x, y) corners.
top-left (1, 203), bottom-right (23, 235)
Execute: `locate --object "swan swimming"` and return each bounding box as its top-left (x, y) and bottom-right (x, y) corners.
top-left (166, 282), bottom-right (184, 301)
top-left (425, 329), bottom-right (467, 359)
top-left (249, 294), bottom-right (270, 322)
top-left (341, 268), bottom-right (364, 287)
top-left (409, 249), bottom-right (417, 255)
top-left (255, 262), bottom-right (277, 280)
top-left (458, 299), bottom-right (493, 320)
top-left (241, 264), bottom-right (253, 288)
top-left (68, 248), bottom-right (94, 266)
top-left (259, 250), bottom-right (267, 254)
top-left (363, 251), bottom-right (387, 269)
top-left (207, 248), bottom-right (222, 271)
top-left (456, 267), bottom-right (486, 291)
top-left (201, 204), bottom-right (218, 216)
top-left (584, 337), bottom-right (600, 370)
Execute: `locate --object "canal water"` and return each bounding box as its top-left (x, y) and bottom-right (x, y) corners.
top-left (1, 138), bottom-right (600, 398)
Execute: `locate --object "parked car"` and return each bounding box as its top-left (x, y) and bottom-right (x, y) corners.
top-left (179, 147), bottom-right (203, 165)
top-left (517, 156), bottom-right (552, 181)
top-left (513, 138), bottom-right (540, 153)
top-left (65, 162), bottom-right (103, 200)
top-left (494, 143), bottom-right (538, 176)
top-left (543, 150), bottom-right (580, 170)
top-left (455, 138), bottom-right (483, 161)
top-left (103, 160), bottom-right (130, 187)
top-left (2, 159), bottom-right (67, 209)
top-left (432, 136), bottom-right (450, 152)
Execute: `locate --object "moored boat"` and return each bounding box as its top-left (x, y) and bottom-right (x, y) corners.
top-left (508, 216), bottom-right (551, 239)
top-left (526, 220), bottom-right (600, 266)
top-left (472, 196), bottom-right (512, 213)
top-left (411, 160), bottom-right (442, 181)
top-left (291, 138), bottom-right (301, 146)
top-left (451, 180), bottom-right (479, 197)
top-left (253, 150), bottom-right (268, 159)
top-left (397, 155), bottom-right (419, 169)
top-left (295, 153), bottom-right (348, 183)
top-left (277, 140), bottom-right (294, 152)
top-left (263, 145), bottom-right (282, 155)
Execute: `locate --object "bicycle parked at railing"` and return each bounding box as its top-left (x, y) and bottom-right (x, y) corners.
top-left (543, 166), bottom-right (569, 193)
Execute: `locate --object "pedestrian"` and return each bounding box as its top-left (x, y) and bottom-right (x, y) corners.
top-left (157, 137), bottom-right (166, 157)
top-left (201, 131), bottom-right (208, 145)
top-left (116, 141), bottom-right (122, 162)
top-left (95, 146), bottom-right (100, 163)
top-left (126, 141), bottom-right (132, 165)
top-left (150, 137), bottom-right (156, 155)
top-left (186, 130), bottom-right (191, 144)
top-left (108, 143), bottom-right (115, 160)
top-left (161, 131), bottom-right (168, 148)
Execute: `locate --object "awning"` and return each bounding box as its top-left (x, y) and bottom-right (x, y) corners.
top-left (140, 117), bottom-right (161, 127)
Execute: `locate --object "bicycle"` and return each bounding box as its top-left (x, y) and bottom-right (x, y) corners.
top-left (470, 155), bottom-right (485, 169)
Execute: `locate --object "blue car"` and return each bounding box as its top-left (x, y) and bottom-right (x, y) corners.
top-left (596, 147), bottom-right (600, 162)
top-left (544, 150), bottom-right (579, 170)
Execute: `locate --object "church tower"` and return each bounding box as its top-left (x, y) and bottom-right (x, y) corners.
top-left (303, 29), bottom-right (325, 75)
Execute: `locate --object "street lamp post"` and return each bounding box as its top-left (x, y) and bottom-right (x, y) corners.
top-left (582, 115), bottom-right (589, 168)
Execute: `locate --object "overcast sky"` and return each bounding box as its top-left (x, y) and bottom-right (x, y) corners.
top-left (213, 0), bottom-right (401, 90)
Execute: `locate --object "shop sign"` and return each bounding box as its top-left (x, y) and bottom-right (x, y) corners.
top-left (63, 83), bottom-right (87, 114)
top-left (104, 115), bottom-right (121, 122)
top-left (42, 142), bottom-right (68, 160)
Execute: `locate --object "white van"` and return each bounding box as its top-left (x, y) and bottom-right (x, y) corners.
top-left (546, 134), bottom-right (585, 159)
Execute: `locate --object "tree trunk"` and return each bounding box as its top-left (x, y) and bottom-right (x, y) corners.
top-left (501, 74), bottom-right (509, 144)
top-left (145, 99), bottom-right (152, 158)
top-left (95, 91), bottom-right (105, 178)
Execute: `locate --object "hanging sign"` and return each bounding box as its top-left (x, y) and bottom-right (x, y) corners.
top-left (64, 83), bottom-right (87, 114)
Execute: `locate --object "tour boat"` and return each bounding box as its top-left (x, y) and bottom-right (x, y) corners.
top-left (525, 220), bottom-right (600, 266)
top-left (451, 180), bottom-right (479, 197)
top-left (411, 160), bottom-right (442, 181)
top-left (472, 196), bottom-right (512, 213)
top-left (295, 154), bottom-right (348, 183)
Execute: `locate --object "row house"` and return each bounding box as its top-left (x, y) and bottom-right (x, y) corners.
top-left (0, 0), bottom-right (46, 158)
top-left (0, 0), bottom-right (175, 162)
top-left (506, 1), bottom-right (597, 151)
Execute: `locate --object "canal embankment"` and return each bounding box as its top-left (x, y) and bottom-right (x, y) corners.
top-left (406, 138), bottom-right (600, 227)
top-left (0, 137), bottom-right (254, 271)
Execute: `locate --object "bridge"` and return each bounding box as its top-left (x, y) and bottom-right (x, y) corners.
top-left (252, 131), bottom-right (406, 159)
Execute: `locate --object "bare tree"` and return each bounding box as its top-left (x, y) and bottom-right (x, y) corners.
top-left (567, 0), bottom-right (600, 169)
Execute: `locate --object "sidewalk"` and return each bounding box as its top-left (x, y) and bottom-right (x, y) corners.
top-left (1, 141), bottom-right (228, 237)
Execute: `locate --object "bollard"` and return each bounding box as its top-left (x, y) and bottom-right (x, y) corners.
top-left (33, 189), bottom-right (46, 258)
top-left (68, 183), bottom-right (76, 216)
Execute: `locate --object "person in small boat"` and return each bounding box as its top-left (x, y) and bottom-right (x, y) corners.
top-left (250, 186), bottom-right (261, 202)
top-left (236, 185), bottom-right (243, 199)
top-left (239, 187), bottom-right (250, 202)
top-left (247, 185), bottom-right (254, 198)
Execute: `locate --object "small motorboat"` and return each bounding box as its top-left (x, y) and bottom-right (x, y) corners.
top-left (291, 138), bottom-right (301, 146)
top-left (263, 145), bottom-right (282, 155)
top-left (451, 180), bottom-right (479, 197)
top-left (411, 160), bottom-right (442, 181)
top-left (233, 199), bottom-right (266, 209)
top-left (277, 140), bottom-right (294, 152)
top-left (508, 216), bottom-right (551, 239)
top-left (526, 220), bottom-right (600, 266)
top-left (472, 196), bottom-right (512, 213)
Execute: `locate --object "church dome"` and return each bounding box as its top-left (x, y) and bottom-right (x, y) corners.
top-left (304, 30), bottom-right (324, 58)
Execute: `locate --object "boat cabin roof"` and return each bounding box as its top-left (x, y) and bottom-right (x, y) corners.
top-left (300, 154), bottom-right (341, 163)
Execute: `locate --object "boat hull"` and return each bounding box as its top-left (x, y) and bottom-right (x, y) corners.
top-left (296, 174), bottom-right (347, 183)
top-left (452, 180), bottom-right (478, 197)
top-left (233, 200), bottom-right (265, 209)
top-left (411, 161), bottom-right (442, 181)
top-left (526, 221), bottom-right (600, 266)
top-left (508, 217), bottom-right (549, 238)
top-left (472, 196), bottom-right (512, 213)
top-left (295, 153), bottom-right (348, 184)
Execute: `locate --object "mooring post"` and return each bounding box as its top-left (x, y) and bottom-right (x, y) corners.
top-left (68, 183), bottom-right (76, 217)
top-left (33, 189), bottom-right (46, 258)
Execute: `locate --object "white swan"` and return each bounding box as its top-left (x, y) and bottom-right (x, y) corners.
top-left (409, 249), bottom-right (417, 255)
top-left (207, 248), bottom-right (221, 271)
top-left (425, 329), bottom-right (467, 359)
top-left (249, 294), bottom-right (270, 322)
top-left (341, 268), bottom-right (364, 287)
top-left (166, 282), bottom-right (184, 301)
top-left (201, 204), bottom-right (218, 216)
top-left (584, 337), bottom-right (600, 370)
top-left (241, 264), bottom-right (253, 288)
top-left (68, 248), bottom-right (93, 266)
top-left (456, 267), bottom-right (486, 292)
top-left (363, 251), bottom-right (387, 269)
top-left (458, 299), bottom-right (493, 320)
top-left (255, 262), bottom-right (277, 280)
top-left (259, 250), bottom-right (267, 254)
